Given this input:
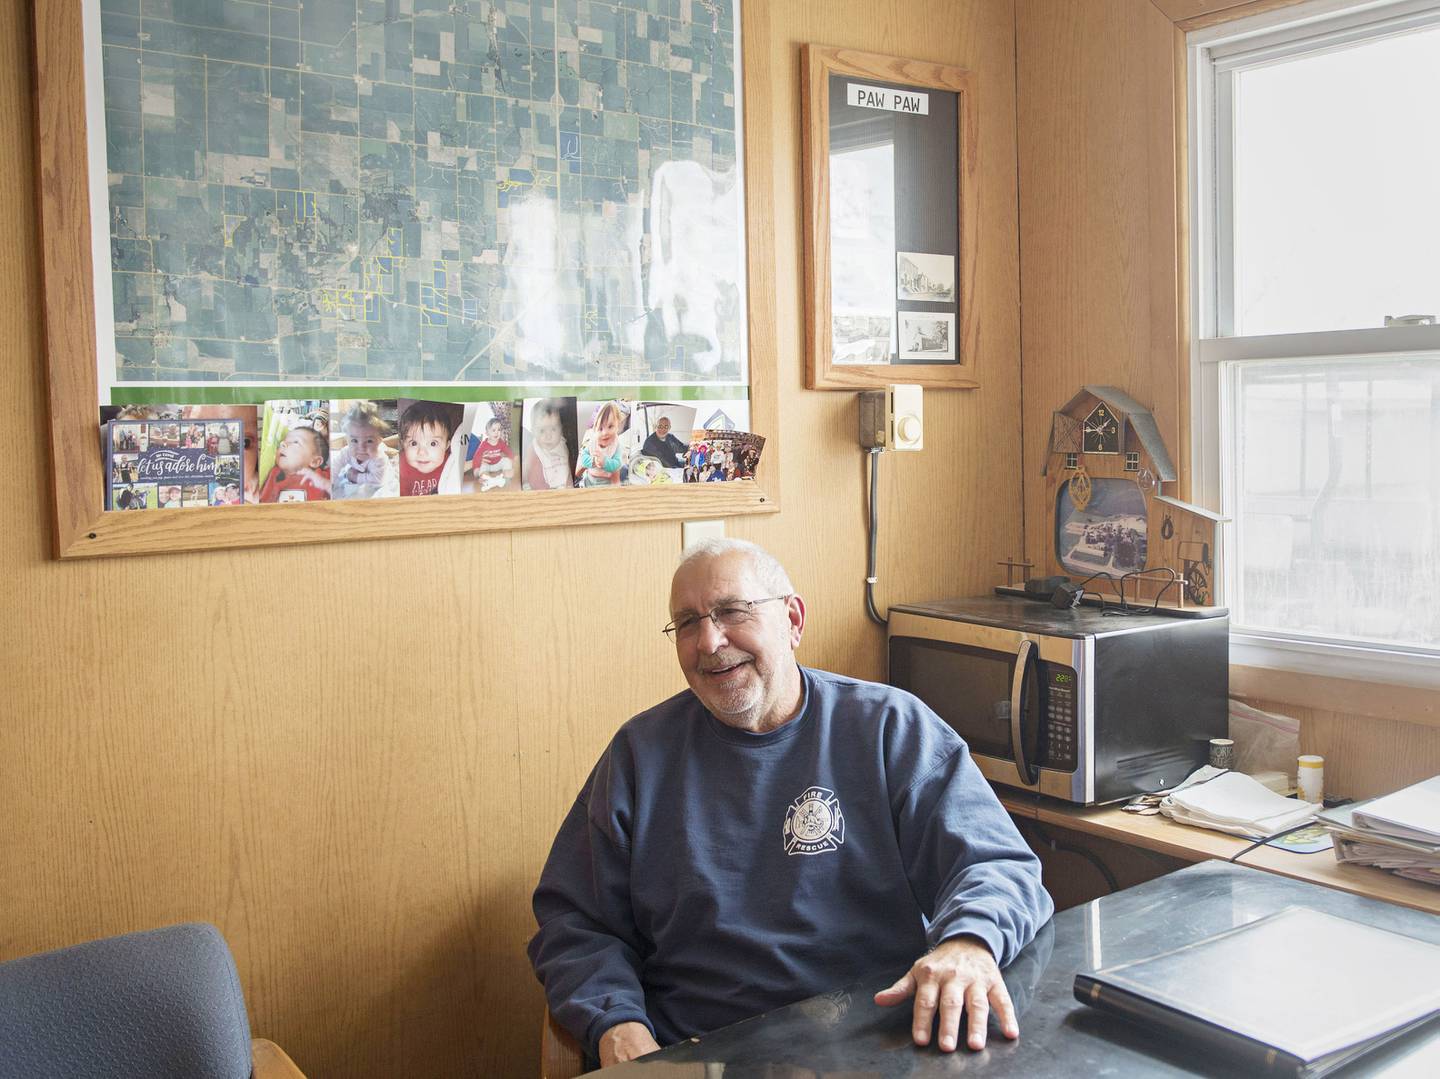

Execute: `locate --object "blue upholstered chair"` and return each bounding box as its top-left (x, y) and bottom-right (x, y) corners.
top-left (0, 922), bottom-right (303, 1079)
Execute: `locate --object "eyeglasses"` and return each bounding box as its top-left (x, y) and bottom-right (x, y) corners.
top-left (662, 595), bottom-right (791, 640)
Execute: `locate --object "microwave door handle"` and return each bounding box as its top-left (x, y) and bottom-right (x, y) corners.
top-left (1010, 639), bottom-right (1039, 785)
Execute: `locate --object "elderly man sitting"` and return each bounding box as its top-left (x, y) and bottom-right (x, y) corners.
top-left (528, 539), bottom-right (1053, 1067)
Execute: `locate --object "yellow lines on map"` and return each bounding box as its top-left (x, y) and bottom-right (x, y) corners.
top-left (293, 191), bottom-right (318, 221)
top-left (496, 172), bottom-right (555, 195)
top-left (420, 259), bottom-right (477, 327)
top-left (363, 256), bottom-right (399, 297)
top-left (361, 230), bottom-right (406, 297)
top-left (320, 288), bottom-right (380, 323)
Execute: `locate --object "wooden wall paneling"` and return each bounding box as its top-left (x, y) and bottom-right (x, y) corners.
top-left (1240, 699), bottom-right (1440, 801)
top-left (1299, 710), bottom-right (1440, 801)
top-left (1015, 0), bottom-right (1187, 574)
top-left (4, 1), bottom-right (1025, 1076)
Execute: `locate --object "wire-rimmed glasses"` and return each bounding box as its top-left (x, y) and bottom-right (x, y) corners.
top-left (662, 595), bottom-right (790, 640)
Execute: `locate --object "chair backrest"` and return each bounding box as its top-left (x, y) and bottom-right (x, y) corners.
top-left (540, 1007), bottom-right (585, 1079)
top-left (0, 922), bottom-right (254, 1079)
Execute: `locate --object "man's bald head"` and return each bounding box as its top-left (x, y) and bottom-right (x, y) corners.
top-left (673, 538), bottom-right (793, 597)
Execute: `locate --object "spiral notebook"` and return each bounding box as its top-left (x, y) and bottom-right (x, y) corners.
top-left (1074, 907), bottom-right (1440, 1077)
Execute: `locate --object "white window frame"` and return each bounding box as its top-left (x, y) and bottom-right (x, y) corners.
top-left (1188, 0), bottom-right (1440, 689)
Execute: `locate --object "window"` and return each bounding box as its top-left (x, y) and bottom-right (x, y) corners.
top-left (1065, 452), bottom-right (1079, 470)
top-left (1190, 0), bottom-right (1440, 687)
top-left (1124, 452), bottom-right (1140, 472)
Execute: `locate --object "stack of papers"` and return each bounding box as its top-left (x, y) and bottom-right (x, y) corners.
top-left (1160, 770), bottom-right (1318, 839)
top-left (1319, 776), bottom-right (1440, 887)
top-left (1353, 776), bottom-right (1440, 843)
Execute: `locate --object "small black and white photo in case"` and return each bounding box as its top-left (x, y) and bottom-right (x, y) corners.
top-left (896, 252), bottom-right (954, 303)
top-left (898, 312), bottom-right (955, 360)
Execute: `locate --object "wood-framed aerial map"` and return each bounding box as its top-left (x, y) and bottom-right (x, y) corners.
top-left (34, 0), bottom-right (780, 558)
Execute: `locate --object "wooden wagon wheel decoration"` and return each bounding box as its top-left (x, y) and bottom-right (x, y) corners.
top-left (1184, 562), bottom-right (1210, 605)
top-left (1068, 466), bottom-right (1093, 511)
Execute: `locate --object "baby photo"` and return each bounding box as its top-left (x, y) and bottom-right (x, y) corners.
top-left (330, 399), bottom-right (399, 500)
top-left (456, 401), bottom-right (518, 494)
top-left (397, 399), bottom-right (463, 497)
top-left (624, 402), bottom-right (697, 485)
top-left (258, 400), bottom-right (331, 503)
top-left (520, 398), bottom-right (579, 492)
top-left (574, 399), bottom-right (631, 488)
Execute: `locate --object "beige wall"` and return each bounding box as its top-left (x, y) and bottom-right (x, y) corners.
top-left (0, 1), bottom-right (1022, 1075)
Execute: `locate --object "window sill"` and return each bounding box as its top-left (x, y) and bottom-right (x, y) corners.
top-left (1230, 635), bottom-right (1440, 727)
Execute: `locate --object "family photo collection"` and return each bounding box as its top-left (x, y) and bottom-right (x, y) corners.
top-left (102, 398), bottom-right (762, 511)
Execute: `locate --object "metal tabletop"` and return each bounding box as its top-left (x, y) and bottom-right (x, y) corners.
top-left (602, 860), bottom-right (1440, 1076)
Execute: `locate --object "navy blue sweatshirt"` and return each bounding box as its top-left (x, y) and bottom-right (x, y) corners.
top-left (527, 667), bottom-right (1053, 1057)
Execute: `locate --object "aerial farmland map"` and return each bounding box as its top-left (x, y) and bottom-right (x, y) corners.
top-left (96, 0), bottom-right (744, 390)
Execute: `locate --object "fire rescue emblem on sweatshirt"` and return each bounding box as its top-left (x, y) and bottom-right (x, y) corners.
top-left (783, 786), bottom-right (845, 856)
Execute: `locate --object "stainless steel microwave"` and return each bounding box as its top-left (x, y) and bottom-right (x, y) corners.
top-left (888, 596), bottom-right (1228, 805)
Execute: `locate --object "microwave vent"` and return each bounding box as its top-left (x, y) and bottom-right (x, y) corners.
top-left (1114, 746), bottom-right (1197, 780)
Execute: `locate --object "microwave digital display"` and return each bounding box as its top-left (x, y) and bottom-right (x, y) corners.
top-left (1042, 667), bottom-right (1078, 772)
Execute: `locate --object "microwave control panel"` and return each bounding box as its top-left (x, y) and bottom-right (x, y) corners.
top-left (1041, 665), bottom-right (1078, 772)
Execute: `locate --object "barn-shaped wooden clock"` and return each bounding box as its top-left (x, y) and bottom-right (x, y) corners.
top-left (1037, 386), bottom-right (1224, 608)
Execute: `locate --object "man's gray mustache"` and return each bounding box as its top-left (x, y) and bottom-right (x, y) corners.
top-left (698, 653), bottom-right (753, 672)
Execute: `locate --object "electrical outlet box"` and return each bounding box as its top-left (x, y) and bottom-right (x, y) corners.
top-left (857, 386), bottom-right (923, 450)
top-left (682, 519), bottom-right (725, 549)
top-left (891, 384), bottom-right (923, 451)
top-left (858, 390), bottom-right (888, 448)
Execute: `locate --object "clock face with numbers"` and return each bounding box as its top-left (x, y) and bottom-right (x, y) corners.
top-left (1082, 403), bottom-right (1121, 455)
